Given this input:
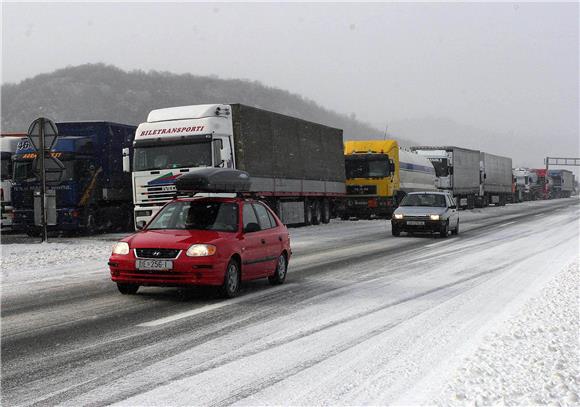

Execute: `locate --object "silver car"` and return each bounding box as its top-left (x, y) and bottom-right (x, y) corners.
top-left (391, 191), bottom-right (459, 237)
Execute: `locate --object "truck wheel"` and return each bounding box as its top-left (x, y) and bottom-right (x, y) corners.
top-left (117, 283), bottom-right (139, 295)
top-left (321, 199), bottom-right (331, 224)
top-left (220, 259), bottom-right (240, 298)
top-left (312, 201), bottom-right (321, 225)
top-left (304, 201), bottom-right (313, 225)
top-left (268, 253), bottom-right (288, 285)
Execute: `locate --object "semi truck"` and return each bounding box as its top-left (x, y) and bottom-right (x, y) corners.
top-left (11, 122), bottom-right (136, 235)
top-left (339, 140), bottom-right (436, 219)
top-left (479, 152), bottom-right (513, 206)
top-left (1, 134), bottom-right (25, 230)
top-left (530, 169), bottom-right (552, 200)
top-left (548, 169), bottom-right (574, 198)
top-left (410, 146), bottom-right (480, 209)
top-left (512, 167), bottom-right (540, 202)
top-left (127, 104), bottom-right (345, 226)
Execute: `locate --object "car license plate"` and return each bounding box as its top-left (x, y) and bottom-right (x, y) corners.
top-left (136, 259), bottom-right (173, 271)
top-left (407, 220), bottom-right (425, 226)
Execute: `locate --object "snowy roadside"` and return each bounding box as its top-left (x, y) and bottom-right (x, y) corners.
top-left (437, 261), bottom-right (579, 406)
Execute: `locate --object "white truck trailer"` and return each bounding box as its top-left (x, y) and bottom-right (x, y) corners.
top-left (479, 152), bottom-right (513, 206)
top-left (410, 146), bottom-right (480, 209)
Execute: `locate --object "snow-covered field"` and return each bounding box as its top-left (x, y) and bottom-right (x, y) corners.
top-left (441, 261), bottom-right (579, 406)
top-left (1, 198), bottom-right (579, 405)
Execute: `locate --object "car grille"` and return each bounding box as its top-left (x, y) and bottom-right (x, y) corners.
top-left (135, 248), bottom-right (181, 259)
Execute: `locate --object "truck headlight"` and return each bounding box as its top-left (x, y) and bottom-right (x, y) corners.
top-left (394, 214), bottom-right (403, 219)
top-left (430, 214), bottom-right (440, 221)
top-left (186, 244), bottom-right (217, 257)
top-left (112, 242), bottom-right (130, 255)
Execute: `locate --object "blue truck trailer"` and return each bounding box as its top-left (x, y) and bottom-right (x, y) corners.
top-left (11, 121), bottom-right (136, 235)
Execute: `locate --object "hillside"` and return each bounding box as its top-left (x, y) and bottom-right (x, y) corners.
top-left (1, 64), bottom-right (398, 143)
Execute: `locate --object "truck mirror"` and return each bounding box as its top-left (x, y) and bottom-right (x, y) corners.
top-left (122, 147), bottom-right (131, 173)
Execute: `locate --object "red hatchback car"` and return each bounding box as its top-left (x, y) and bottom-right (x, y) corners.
top-left (108, 197), bottom-right (291, 298)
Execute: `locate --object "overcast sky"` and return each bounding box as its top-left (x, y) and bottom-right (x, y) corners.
top-left (2, 2), bottom-right (578, 170)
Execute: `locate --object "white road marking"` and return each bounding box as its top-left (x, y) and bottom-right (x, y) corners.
top-left (533, 213), bottom-right (544, 217)
top-left (137, 283), bottom-right (294, 327)
top-left (498, 221), bottom-right (517, 227)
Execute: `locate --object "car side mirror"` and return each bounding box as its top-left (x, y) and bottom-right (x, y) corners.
top-left (136, 220), bottom-right (147, 230)
top-left (244, 222), bottom-right (260, 233)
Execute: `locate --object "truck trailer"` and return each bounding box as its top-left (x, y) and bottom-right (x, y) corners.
top-left (479, 152), bottom-right (513, 206)
top-left (410, 146), bottom-right (480, 209)
top-left (548, 169), bottom-right (574, 198)
top-left (11, 122), bottom-right (136, 235)
top-left (339, 140), bottom-right (437, 219)
top-left (128, 104), bottom-right (345, 226)
top-left (1, 134), bottom-right (25, 230)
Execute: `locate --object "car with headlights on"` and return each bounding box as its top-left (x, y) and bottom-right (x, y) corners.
top-left (391, 191), bottom-right (459, 237)
top-left (109, 196), bottom-right (291, 297)
top-left (108, 168), bottom-right (291, 298)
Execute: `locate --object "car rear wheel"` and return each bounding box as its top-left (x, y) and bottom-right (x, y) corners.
top-left (268, 253), bottom-right (288, 285)
top-left (221, 259), bottom-right (240, 298)
top-left (117, 283), bottom-right (139, 295)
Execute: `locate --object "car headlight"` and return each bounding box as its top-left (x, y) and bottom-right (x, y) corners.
top-left (186, 244), bottom-right (217, 257)
top-left (112, 242), bottom-right (130, 255)
top-left (430, 214), bottom-right (440, 221)
top-left (394, 214), bottom-right (403, 219)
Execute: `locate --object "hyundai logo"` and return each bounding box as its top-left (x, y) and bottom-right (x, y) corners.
top-left (153, 251), bottom-right (161, 257)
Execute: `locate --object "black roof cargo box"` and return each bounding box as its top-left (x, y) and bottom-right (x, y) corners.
top-left (175, 168), bottom-right (251, 193)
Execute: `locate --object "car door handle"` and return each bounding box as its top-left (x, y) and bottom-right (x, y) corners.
top-left (261, 239), bottom-right (266, 244)
top-left (278, 236), bottom-right (283, 242)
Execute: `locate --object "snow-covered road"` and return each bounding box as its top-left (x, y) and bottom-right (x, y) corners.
top-left (1, 198), bottom-right (578, 406)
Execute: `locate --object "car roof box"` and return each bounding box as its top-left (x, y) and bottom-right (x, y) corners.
top-left (175, 168), bottom-right (251, 193)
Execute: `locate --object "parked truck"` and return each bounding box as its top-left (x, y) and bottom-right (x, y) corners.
top-left (127, 104), bottom-right (345, 226)
top-left (1, 134), bottom-right (25, 230)
top-left (11, 122), bottom-right (136, 235)
top-left (479, 152), bottom-right (513, 206)
top-left (512, 167), bottom-right (540, 202)
top-left (548, 169), bottom-right (575, 198)
top-left (338, 140), bottom-right (436, 219)
top-left (410, 146), bottom-right (480, 209)
top-left (530, 169), bottom-right (552, 200)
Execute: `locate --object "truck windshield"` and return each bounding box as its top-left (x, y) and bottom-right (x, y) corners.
top-left (400, 194), bottom-right (447, 207)
top-left (13, 159), bottom-right (76, 182)
top-left (1, 156), bottom-right (11, 180)
top-left (428, 158), bottom-right (449, 177)
top-left (134, 142), bottom-right (212, 171)
top-left (345, 156), bottom-right (390, 179)
top-left (148, 200), bottom-right (239, 232)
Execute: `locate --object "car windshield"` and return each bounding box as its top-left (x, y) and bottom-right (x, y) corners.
top-left (147, 200), bottom-right (239, 232)
top-left (400, 194), bottom-right (447, 207)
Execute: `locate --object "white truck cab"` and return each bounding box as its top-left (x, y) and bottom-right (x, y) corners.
top-left (126, 104), bottom-right (236, 226)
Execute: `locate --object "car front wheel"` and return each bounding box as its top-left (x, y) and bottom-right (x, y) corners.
top-left (452, 220), bottom-right (459, 235)
top-left (117, 283), bottom-right (139, 295)
top-left (268, 253), bottom-right (288, 285)
top-left (439, 221), bottom-right (449, 238)
top-left (221, 259), bottom-right (240, 298)
top-left (392, 225), bottom-right (401, 236)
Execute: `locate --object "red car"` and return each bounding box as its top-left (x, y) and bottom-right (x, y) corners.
top-left (108, 197), bottom-right (291, 298)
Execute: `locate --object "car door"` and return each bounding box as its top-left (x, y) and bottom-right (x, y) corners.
top-left (240, 202), bottom-right (265, 280)
top-left (252, 202), bottom-right (281, 276)
top-left (447, 195), bottom-right (459, 229)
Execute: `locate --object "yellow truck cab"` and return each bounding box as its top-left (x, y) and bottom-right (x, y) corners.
top-left (340, 140), bottom-right (436, 219)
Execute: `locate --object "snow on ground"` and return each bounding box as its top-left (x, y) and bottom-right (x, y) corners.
top-left (439, 261), bottom-right (579, 406)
